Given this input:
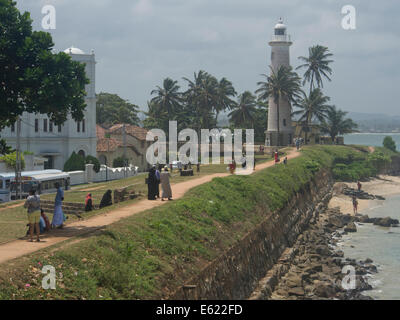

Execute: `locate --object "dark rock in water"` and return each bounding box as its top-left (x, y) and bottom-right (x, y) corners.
top-left (359, 215), bottom-right (372, 223)
top-left (356, 276), bottom-right (373, 291)
top-left (364, 258), bottom-right (373, 264)
top-left (364, 264), bottom-right (378, 273)
top-left (373, 217), bottom-right (400, 227)
top-left (343, 187), bottom-right (385, 201)
top-left (344, 222), bottom-right (357, 233)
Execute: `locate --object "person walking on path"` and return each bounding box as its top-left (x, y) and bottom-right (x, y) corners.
top-left (352, 195), bottom-right (358, 215)
top-left (274, 150), bottom-right (279, 164)
top-left (24, 189), bottom-right (41, 242)
top-left (295, 138), bottom-right (301, 151)
top-left (357, 181), bottom-right (362, 192)
top-left (283, 157), bottom-right (288, 165)
top-left (52, 183), bottom-right (65, 229)
top-left (177, 161), bottom-right (183, 175)
top-left (160, 167), bottom-right (173, 201)
top-left (155, 166), bottom-right (161, 199)
top-left (147, 167), bottom-right (158, 200)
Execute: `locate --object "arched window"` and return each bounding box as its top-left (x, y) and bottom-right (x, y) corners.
top-left (99, 155), bottom-right (107, 165)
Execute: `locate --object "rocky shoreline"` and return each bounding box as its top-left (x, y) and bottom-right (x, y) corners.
top-left (259, 186), bottom-right (400, 300)
top-left (268, 206), bottom-right (384, 300)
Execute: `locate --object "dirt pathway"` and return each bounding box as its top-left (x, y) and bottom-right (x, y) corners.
top-left (0, 149), bottom-right (300, 265)
top-left (0, 203), bottom-right (24, 212)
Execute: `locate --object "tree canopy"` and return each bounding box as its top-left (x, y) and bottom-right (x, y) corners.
top-left (383, 136), bottom-right (397, 152)
top-left (320, 106), bottom-right (358, 142)
top-left (296, 45), bottom-right (334, 93)
top-left (0, 0), bottom-right (89, 128)
top-left (96, 92), bottom-right (140, 126)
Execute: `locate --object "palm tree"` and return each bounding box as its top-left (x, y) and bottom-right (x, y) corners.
top-left (142, 101), bottom-right (169, 133)
top-left (150, 78), bottom-right (182, 116)
top-left (228, 91), bottom-right (257, 128)
top-left (256, 66), bottom-right (302, 145)
top-left (292, 88), bottom-right (332, 144)
top-left (296, 45), bottom-right (334, 93)
top-left (215, 78), bottom-right (237, 123)
top-left (320, 106), bottom-right (358, 142)
top-left (183, 71), bottom-right (219, 132)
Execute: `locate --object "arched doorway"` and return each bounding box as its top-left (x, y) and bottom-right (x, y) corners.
top-left (78, 150), bottom-right (86, 158)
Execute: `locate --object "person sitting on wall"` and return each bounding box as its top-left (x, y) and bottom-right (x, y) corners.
top-left (99, 190), bottom-right (113, 208)
top-left (85, 193), bottom-right (93, 212)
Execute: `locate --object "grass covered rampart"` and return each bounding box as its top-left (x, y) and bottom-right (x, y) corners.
top-left (0, 145), bottom-right (395, 300)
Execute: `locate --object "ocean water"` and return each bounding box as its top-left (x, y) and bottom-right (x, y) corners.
top-left (344, 133), bottom-right (400, 149)
top-left (337, 195), bottom-right (400, 300)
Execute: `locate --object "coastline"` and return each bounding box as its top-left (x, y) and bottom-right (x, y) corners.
top-left (263, 175), bottom-right (400, 300)
top-left (329, 175), bottom-right (400, 215)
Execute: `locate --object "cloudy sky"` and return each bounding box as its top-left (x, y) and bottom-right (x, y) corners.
top-left (17, 0), bottom-right (400, 116)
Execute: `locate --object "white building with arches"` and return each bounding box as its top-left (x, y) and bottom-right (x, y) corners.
top-left (0, 47), bottom-right (97, 170)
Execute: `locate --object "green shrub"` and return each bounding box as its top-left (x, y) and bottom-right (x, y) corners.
top-left (63, 152), bottom-right (85, 172)
top-left (0, 152), bottom-right (25, 170)
top-left (85, 155), bottom-right (101, 173)
top-left (113, 156), bottom-right (128, 168)
top-left (383, 136), bottom-right (397, 152)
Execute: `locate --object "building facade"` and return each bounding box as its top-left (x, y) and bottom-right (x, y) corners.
top-left (97, 124), bottom-right (152, 172)
top-left (0, 47), bottom-right (97, 170)
top-left (265, 19), bottom-right (295, 147)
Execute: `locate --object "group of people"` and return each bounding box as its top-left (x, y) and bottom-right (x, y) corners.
top-left (85, 190), bottom-right (113, 211)
top-left (24, 182), bottom-right (115, 242)
top-left (24, 183), bottom-right (66, 242)
top-left (147, 165), bottom-right (173, 201)
top-left (274, 150), bottom-right (288, 165)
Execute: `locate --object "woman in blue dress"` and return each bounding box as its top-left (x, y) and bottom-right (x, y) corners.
top-left (52, 183), bottom-right (65, 229)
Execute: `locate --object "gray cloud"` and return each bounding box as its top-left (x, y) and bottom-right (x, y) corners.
top-left (16, 0), bottom-right (400, 116)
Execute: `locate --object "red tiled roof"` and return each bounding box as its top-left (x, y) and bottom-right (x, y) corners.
top-left (96, 138), bottom-right (121, 152)
top-left (97, 124), bottom-right (153, 153)
top-left (96, 124), bottom-right (107, 140)
top-left (108, 124), bottom-right (151, 141)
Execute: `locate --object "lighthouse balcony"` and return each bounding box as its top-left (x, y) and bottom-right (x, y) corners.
top-left (270, 34), bottom-right (291, 42)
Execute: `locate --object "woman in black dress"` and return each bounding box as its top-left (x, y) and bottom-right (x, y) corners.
top-left (147, 167), bottom-right (158, 200)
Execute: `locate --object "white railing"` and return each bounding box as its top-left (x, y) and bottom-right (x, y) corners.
top-left (270, 34), bottom-right (291, 42)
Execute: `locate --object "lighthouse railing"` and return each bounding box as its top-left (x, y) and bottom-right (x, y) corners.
top-left (271, 34), bottom-right (291, 42)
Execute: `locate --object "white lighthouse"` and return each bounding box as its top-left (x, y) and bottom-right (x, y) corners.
top-left (265, 18), bottom-right (294, 147)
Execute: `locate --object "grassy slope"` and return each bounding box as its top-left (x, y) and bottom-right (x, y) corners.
top-left (0, 146), bottom-right (388, 300)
